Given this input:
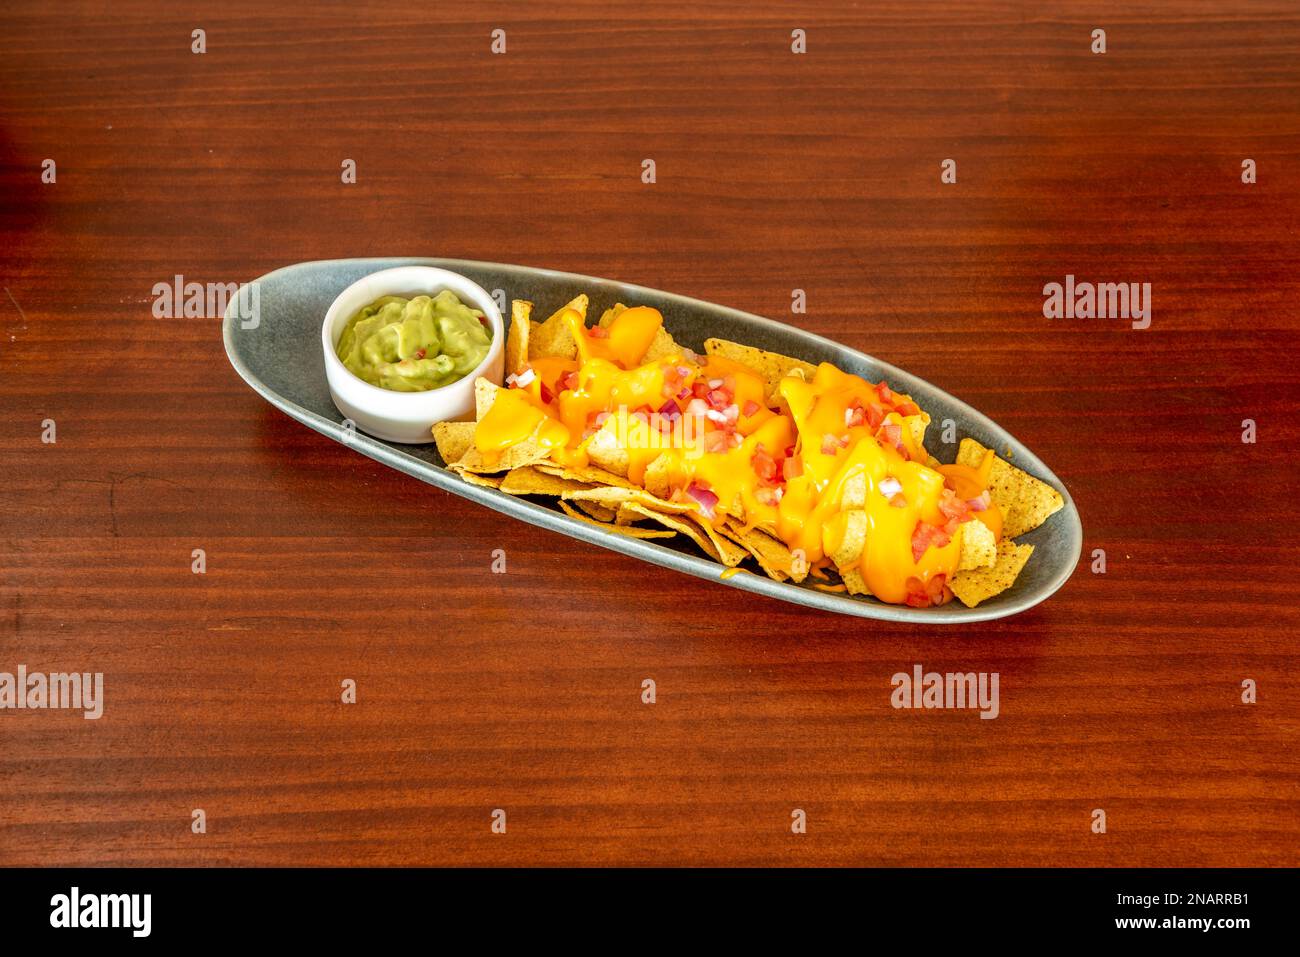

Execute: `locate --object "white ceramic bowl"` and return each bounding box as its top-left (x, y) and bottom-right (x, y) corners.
top-left (321, 266), bottom-right (504, 444)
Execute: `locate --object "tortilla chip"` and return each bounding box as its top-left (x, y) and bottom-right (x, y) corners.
top-left (580, 415), bottom-right (630, 476)
top-left (620, 502), bottom-right (721, 560)
top-left (505, 300), bottom-right (532, 376)
top-left (528, 294), bottom-right (588, 360)
top-left (533, 460), bottom-right (638, 490)
top-left (597, 304), bottom-right (627, 328)
top-left (642, 453), bottom-right (673, 498)
top-left (557, 501), bottom-right (676, 539)
top-left (907, 413), bottom-right (929, 449)
top-left (459, 471), bottom-right (504, 489)
top-left (574, 500), bottom-right (618, 522)
top-left (957, 439), bottom-right (1064, 538)
top-left (839, 470), bottom-right (868, 510)
top-left (432, 421), bottom-right (476, 464)
top-left (703, 338), bottom-right (818, 399)
top-left (958, 518), bottom-right (998, 571)
top-left (474, 376), bottom-right (501, 421)
top-left (640, 326), bottom-right (679, 363)
top-left (723, 521), bottom-right (807, 583)
top-left (950, 541), bottom-right (1034, 607)
top-left (563, 485), bottom-right (697, 515)
top-left (451, 442), bottom-right (551, 474)
top-left (841, 566), bottom-right (870, 596)
top-left (826, 509), bottom-right (867, 569)
top-left (688, 516), bottom-right (750, 567)
top-left (499, 466), bottom-right (590, 496)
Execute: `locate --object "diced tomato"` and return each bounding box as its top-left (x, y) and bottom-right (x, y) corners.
top-left (782, 456), bottom-right (803, 481)
top-left (703, 430), bottom-right (730, 453)
top-left (876, 421), bottom-right (903, 453)
top-left (911, 522), bottom-right (951, 563)
top-left (865, 402), bottom-right (886, 429)
top-left (889, 492), bottom-right (908, 508)
top-left (539, 381), bottom-right (555, 404)
top-left (588, 326), bottom-right (610, 339)
top-left (821, 433), bottom-right (849, 455)
top-left (876, 381), bottom-right (895, 403)
top-left (743, 399), bottom-right (761, 417)
top-left (938, 488), bottom-right (971, 523)
top-left (706, 389), bottom-right (731, 411)
top-left (751, 445), bottom-right (779, 485)
top-left (562, 371), bottom-right (579, 392)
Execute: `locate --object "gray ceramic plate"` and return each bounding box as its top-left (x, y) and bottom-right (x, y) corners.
top-left (223, 258), bottom-right (1081, 623)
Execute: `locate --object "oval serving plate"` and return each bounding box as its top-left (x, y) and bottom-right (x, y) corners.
top-left (223, 258), bottom-right (1081, 623)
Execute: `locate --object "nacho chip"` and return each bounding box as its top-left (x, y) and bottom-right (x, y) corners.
top-left (704, 337), bottom-right (818, 399)
top-left (582, 414), bottom-right (631, 477)
top-left (505, 299), bottom-right (532, 376)
top-left (459, 471), bottom-right (504, 489)
top-left (841, 566), bottom-right (870, 596)
top-left (950, 541), bottom-right (1034, 607)
top-left (640, 325), bottom-right (679, 363)
top-left (957, 517), bottom-right (998, 571)
top-left (432, 421), bottom-right (476, 464)
top-left (688, 516), bottom-right (750, 567)
top-left (499, 466), bottom-right (590, 496)
top-left (826, 509), bottom-right (867, 569)
top-left (956, 439), bottom-right (1064, 539)
top-left (642, 453), bottom-right (673, 498)
top-left (723, 521), bottom-right (807, 582)
top-left (557, 500), bottom-right (676, 539)
top-left (450, 442), bottom-right (552, 474)
top-left (838, 470), bottom-right (868, 510)
top-left (620, 502), bottom-right (721, 560)
top-left (474, 376), bottom-right (501, 421)
top-left (574, 500), bottom-right (618, 523)
top-left (533, 460), bottom-right (638, 490)
top-left (528, 294), bottom-right (588, 360)
top-left (597, 304), bottom-right (627, 328)
top-left (563, 485), bottom-right (697, 515)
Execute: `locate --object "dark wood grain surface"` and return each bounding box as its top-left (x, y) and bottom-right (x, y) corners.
top-left (1, 0), bottom-right (1297, 867)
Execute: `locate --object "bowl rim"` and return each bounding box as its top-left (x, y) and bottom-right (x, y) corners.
top-left (319, 265), bottom-right (504, 402)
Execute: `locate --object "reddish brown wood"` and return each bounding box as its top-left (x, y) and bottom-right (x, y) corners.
top-left (0, 1), bottom-right (1296, 866)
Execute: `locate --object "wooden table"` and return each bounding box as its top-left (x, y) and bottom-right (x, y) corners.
top-left (1, 0), bottom-right (1296, 867)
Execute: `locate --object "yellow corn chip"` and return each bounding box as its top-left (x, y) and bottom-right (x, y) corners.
top-left (597, 304), bottom-right (627, 328)
top-left (557, 500), bottom-right (676, 539)
top-left (505, 300), bottom-right (532, 376)
top-left (474, 376), bottom-right (500, 421)
top-left (574, 500), bottom-right (618, 522)
top-left (688, 515), bottom-right (750, 567)
top-left (432, 421), bottom-right (476, 464)
top-left (528, 294), bottom-right (588, 360)
top-left (563, 485), bottom-right (697, 514)
top-left (499, 466), bottom-right (590, 496)
top-left (826, 509), bottom-right (867, 569)
top-left (958, 518), bottom-right (998, 571)
top-left (640, 326), bottom-right (679, 363)
top-left (957, 439), bottom-right (1064, 538)
top-left (704, 337), bottom-right (818, 399)
top-left (532, 460), bottom-right (638, 490)
top-left (642, 453), bottom-right (673, 498)
top-left (459, 471), bottom-right (504, 489)
top-left (841, 566), bottom-right (871, 596)
top-left (620, 502), bottom-right (720, 560)
top-left (950, 541), bottom-right (1034, 607)
top-left (723, 521), bottom-right (807, 582)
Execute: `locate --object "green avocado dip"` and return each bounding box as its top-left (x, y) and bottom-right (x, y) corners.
top-left (335, 291), bottom-right (493, 392)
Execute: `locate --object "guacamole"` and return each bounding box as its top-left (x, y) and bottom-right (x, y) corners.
top-left (336, 291), bottom-right (493, 392)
